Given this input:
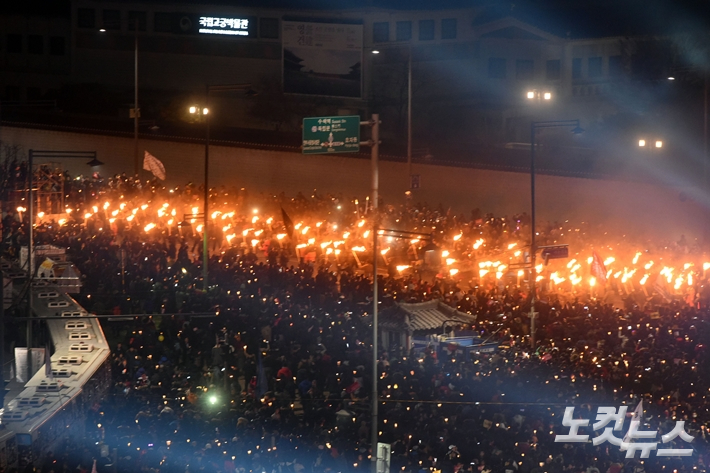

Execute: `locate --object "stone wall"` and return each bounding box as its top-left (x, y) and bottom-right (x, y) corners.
top-left (2, 125), bottom-right (704, 240)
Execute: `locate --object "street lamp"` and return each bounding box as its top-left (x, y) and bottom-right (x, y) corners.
top-left (529, 120), bottom-right (582, 349)
top-left (189, 106), bottom-right (209, 117)
top-left (638, 138), bottom-right (663, 149)
top-left (526, 90), bottom-right (553, 101)
top-left (99, 18), bottom-right (140, 175)
top-left (190, 84), bottom-right (251, 291)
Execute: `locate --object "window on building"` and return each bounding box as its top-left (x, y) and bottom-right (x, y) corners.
top-left (396, 21), bottom-right (412, 41)
top-left (28, 35), bottom-right (43, 55)
top-left (154, 12), bottom-right (173, 33)
top-left (572, 57), bottom-right (582, 79)
top-left (6, 34), bottom-right (22, 53)
top-left (128, 11), bottom-right (147, 31)
top-left (373, 22), bottom-right (389, 43)
top-left (418, 19), bottom-right (434, 40)
top-left (77, 8), bottom-right (95, 28)
top-left (102, 10), bottom-right (121, 30)
top-left (488, 57), bottom-right (506, 79)
top-left (516, 59), bottom-right (534, 80)
top-left (49, 36), bottom-right (65, 55)
top-left (260, 18), bottom-right (279, 39)
top-left (546, 59), bottom-right (560, 80)
top-left (588, 57), bottom-right (602, 78)
top-left (609, 55), bottom-right (623, 77)
top-left (441, 18), bottom-right (456, 39)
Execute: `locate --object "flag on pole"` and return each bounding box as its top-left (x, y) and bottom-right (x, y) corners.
top-left (623, 400), bottom-right (643, 444)
top-left (45, 343), bottom-right (53, 380)
top-left (591, 251), bottom-right (608, 285)
top-left (281, 207), bottom-right (294, 239)
top-left (143, 151), bottom-right (166, 180)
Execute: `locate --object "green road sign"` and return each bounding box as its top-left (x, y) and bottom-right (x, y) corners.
top-left (302, 115), bottom-right (360, 154)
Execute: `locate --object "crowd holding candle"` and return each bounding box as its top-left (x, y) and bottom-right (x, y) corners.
top-left (1, 167), bottom-right (710, 473)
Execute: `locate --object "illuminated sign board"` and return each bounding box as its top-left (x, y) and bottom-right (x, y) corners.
top-left (198, 16), bottom-right (250, 35)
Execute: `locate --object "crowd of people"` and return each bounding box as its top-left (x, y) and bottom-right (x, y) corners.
top-left (1, 169), bottom-right (709, 473)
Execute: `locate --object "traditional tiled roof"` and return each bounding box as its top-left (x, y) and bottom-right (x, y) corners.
top-left (380, 300), bottom-right (475, 332)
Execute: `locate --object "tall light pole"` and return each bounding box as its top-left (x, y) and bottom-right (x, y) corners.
top-left (188, 103), bottom-right (210, 291)
top-left (100, 18), bottom-right (139, 175)
top-left (369, 113), bottom-right (380, 473)
top-left (371, 44), bottom-right (413, 189)
top-left (529, 120), bottom-right (582, 349)
top-left (406, 44), bottom-right (412, 183)
top-left (133, 25), bottom-right (139, 176)
top-left (189, 84), bottom-right (252, 291)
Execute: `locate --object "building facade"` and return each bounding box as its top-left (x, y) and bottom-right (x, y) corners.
top-left (2, 0), bottom-right (685, 173)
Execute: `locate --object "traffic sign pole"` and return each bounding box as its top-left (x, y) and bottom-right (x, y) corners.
top-left (303, 114), bottom-right (382, 473)
top-left (539, 245), bottom-right (569, 260)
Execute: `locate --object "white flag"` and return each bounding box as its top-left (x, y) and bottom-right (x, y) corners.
top-left (143, 151), bottom-right (166, 180)
top-left (623, 400), bottom-right (643, 443)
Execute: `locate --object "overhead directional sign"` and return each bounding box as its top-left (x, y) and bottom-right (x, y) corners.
top-left (302, 116), bottom-right (360, 154)
top-left (540, 245), bottom-right (569, 260)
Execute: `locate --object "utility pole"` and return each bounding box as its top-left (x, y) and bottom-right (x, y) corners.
top-left (203, 85), bottom-right (210, 292)
top-left (529, 125), bottom-right (537, 350)
top-left (704, 75), bottom-right (709, 245)
top-left (407, 46), bottom-right (412, 185)
top-left (133, 25), bottom-right (139, 176)
top-left (528, 120), bottom-right (582, 349)
top-left (27, 151), bottom-right (34, 377)
top-left (369, 113), bottom-right (380, 473)
top-left (0, 269), bottom-right (5, 408)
